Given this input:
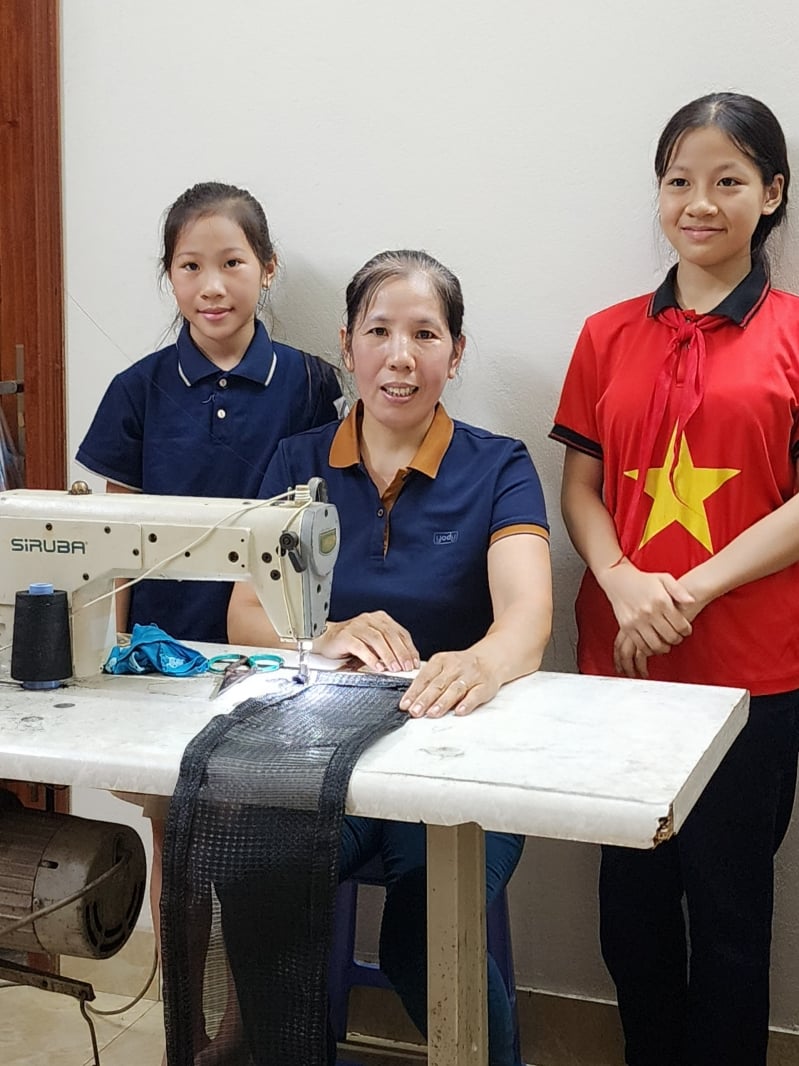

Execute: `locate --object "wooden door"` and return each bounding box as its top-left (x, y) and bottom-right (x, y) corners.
top-left (1, 0), bottom-right (68, 971)
top-left (0, 0), bottom-right (65, 488)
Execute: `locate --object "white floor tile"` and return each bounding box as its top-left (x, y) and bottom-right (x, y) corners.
top-left (0, 984), bottom-right (154, 1066)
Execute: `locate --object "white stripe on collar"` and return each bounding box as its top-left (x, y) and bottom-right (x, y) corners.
top-left (177, 359), bottom-right (191, 387)
top-left (263, 350), bottom-right (277, 387)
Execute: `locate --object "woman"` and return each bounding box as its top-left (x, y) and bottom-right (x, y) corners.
top-left (230, 248), bottom-right (552, 1066)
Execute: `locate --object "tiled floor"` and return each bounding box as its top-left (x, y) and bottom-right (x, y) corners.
top-left (0, 984), bottom-right (423, 1066)
top-left (0, 984), bottom-right (165, 1065)
top-left (0, 981), bottom-right (543, 1065)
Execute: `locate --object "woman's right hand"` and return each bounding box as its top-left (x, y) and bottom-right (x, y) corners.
top-left (598, 557), bottom-right (695, 655)
top-left (314, 611), bottom-right (420, 674)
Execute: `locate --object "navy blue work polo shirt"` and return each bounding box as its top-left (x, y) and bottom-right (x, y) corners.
top-left (259, 403), bottom-right (549, 661)
top-left (76, 320), bottom-right (341, 642)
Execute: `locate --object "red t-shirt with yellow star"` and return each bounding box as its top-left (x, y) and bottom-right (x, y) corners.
top-left (551, 263), bottom-right (799, 695)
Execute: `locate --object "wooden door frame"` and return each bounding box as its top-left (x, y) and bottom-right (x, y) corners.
top-left (0, 1), bottom-right (69, 970)
top-left (0, 0), bottom-right (65, 489)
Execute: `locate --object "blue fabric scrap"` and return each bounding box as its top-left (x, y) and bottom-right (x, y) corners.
top-left (104, 623), bottom-right (209, 677)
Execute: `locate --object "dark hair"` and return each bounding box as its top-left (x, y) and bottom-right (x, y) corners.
top-left (655, 92), bottom-right (790, 259)
top-left (161, 182), bottom-right (275, 277)
top-left (343, 250), bottom-right (464, 342)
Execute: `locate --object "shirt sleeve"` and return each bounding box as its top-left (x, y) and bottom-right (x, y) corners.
top-left (489, 439), bottom-right (549, 544)
top-left (74, 372), bottom-right (145, 489)
top-left (303, 354), bottom-right (343, 428)
top-left (549, 319), bottom-right (603, 460)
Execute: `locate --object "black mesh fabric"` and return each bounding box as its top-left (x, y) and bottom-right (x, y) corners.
top-left (160, 671), bottom-right (409, 1066)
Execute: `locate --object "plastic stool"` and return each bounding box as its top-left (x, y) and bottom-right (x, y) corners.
top-left (328, 855), bottom-right (521, 1064)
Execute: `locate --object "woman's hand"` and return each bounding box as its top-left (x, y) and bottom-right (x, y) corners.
top-left (599, 557), bottom-right (695, 655)
top-left (314, 611), bottom-right (419, 674)
top-left (399, 650), bottom-right (498, 718)
top-left (395, 533), bottom-right (551, 719)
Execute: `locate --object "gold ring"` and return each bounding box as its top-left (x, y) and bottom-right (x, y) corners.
top-left (453, 678), bottom-right (467, 689)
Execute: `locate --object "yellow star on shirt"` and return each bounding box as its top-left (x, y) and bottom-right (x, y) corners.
top-left (624, 424), bottom-right (740, 553)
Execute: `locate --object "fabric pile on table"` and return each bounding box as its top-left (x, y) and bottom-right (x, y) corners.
top-left (104, 622), bottom-right (209, 677)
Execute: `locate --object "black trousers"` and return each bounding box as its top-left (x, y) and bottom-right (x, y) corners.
top-left (599, 689), bottom-right (799, 1066)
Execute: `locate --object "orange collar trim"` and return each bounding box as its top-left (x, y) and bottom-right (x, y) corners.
top-left (328, 401), bottom-right (454, 479)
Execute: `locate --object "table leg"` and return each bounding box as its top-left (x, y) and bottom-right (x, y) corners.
top-left (426, 822), bottom-right (488, 1066)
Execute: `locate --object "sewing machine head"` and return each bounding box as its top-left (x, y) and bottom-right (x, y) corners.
top-left (0, 482), bottom-right (339, 679)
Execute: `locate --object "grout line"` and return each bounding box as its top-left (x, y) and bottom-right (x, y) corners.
top-left (79, 996), bottom-right (164, 1066)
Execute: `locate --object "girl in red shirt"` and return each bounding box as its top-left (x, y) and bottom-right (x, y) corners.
top-left (552, 93), bottom-right (799, 1066)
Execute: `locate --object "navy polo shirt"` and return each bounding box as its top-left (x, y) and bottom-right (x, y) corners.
top-left (76, 321), bottom-right (341, 642)
top-left (259, 403), bottom-right (549, 661)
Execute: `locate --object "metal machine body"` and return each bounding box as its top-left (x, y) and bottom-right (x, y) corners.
top-left (0, 802), bottom-right (146, 958)
top-left (0, 484), bottom-right (339, 679)
top-left (0, 794), bottom-right (146, 1062)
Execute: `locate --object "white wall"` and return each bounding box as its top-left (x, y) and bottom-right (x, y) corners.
top-left (61, 0), bottom-right (799, 1025)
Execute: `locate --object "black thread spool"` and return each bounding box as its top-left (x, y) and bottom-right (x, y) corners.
top-left (11, 583), bottom-right (73, 689)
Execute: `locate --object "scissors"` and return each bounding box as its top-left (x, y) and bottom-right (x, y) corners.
top-left (208, 653), bottom-right (284, 699)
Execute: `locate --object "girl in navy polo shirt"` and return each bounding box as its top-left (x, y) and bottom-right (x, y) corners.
top-left (230, 249), bottom-right (552, 1066)
top-left (551, 93), bottom-right (799, 1066)
top-left (77, 182), bottom-right (341, 642)
top-left (76, 182), bottom-right (341, 1062)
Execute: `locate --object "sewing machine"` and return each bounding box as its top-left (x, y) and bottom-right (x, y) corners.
top-left (0, 481), bottom-right (340, 679)
top-left (0, 480), bottom-right (339, 991)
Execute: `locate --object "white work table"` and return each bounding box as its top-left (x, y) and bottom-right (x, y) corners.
top-left (0, 649), bottom-right (749, 1065)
